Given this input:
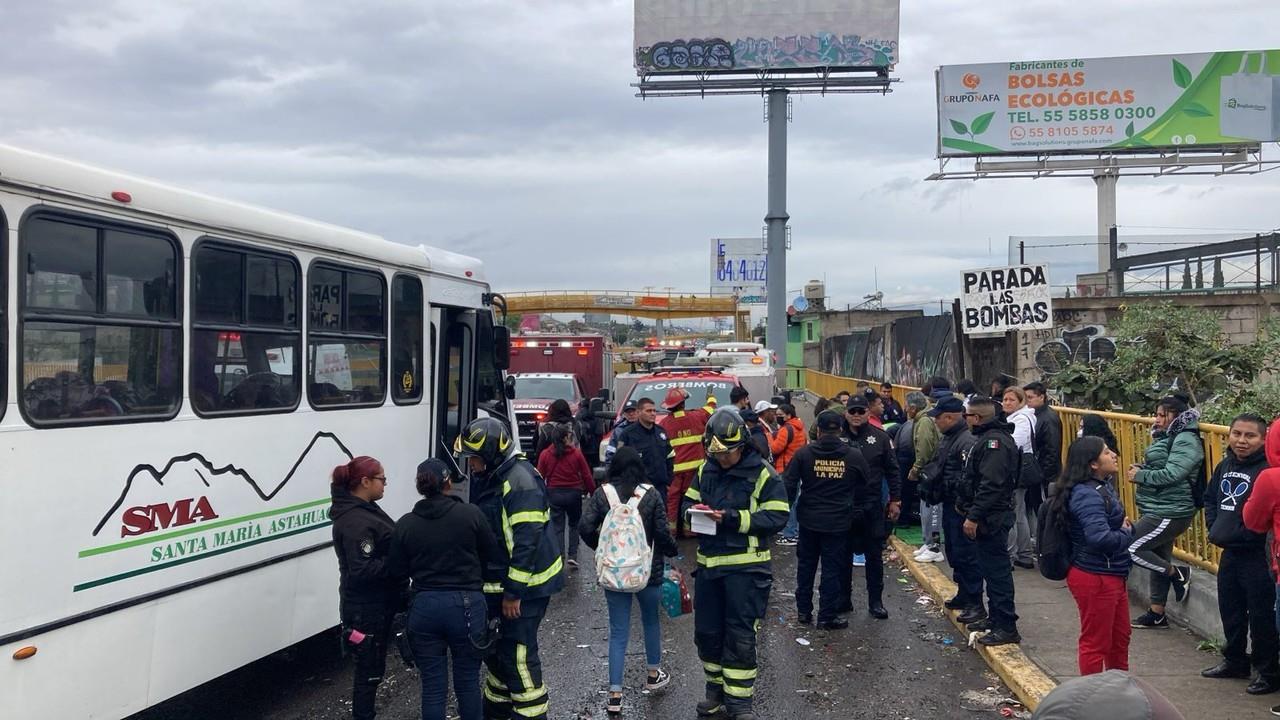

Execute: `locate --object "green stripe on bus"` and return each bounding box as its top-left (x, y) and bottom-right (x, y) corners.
top-left (79, 498), bottom-right (331, 558)
top-left (73, 521), bottom-right (331, 592)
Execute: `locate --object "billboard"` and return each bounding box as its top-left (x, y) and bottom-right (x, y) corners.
top-left (635, 0), bottom-right (900, 74)
top-left (960, 264), bottom-right (1053, 335)
top-left (711, 238), bottom-right (767, 304)
top-left (938, 50), bottom-right (1280, 156)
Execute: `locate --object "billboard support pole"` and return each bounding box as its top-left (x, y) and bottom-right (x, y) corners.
top-left (1095, 170), bottom-right (1118, 272)
top-left (765, 88), bottom-right (790, 368)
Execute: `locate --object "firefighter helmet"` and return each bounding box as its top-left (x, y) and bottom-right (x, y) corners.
top-left (454, 417), bottom-right (514, 469)
top-left (661, 387), bottom-right (689, 410)
top-left (703, 408), bottom-right (748, 455)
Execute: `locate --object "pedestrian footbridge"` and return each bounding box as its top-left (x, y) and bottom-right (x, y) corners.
top-left (502, 290), bottom-right (751, 338)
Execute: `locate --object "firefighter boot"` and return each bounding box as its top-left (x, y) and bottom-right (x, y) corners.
top-left (696, 687), bottom-right (725, 716)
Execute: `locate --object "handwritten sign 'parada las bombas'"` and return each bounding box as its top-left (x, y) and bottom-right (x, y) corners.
top-left (960, 264), bottom-right (1053, 334)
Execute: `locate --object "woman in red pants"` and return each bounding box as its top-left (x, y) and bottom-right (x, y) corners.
top-left (1053, 436), bottom-right (1135, 674)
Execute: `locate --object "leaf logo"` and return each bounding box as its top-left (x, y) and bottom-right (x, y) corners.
top-left (962, 73), bottom-right (981, 91)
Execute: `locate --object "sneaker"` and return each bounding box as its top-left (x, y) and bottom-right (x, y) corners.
top-left (916, 548), bottom-right (946, 563)
top-left (1270, 704), bottom-right (1280, 716)
top-left (1131, 610), bottom-right (1169, 629)
top-left (852, 554), bottom-right (866, 567)
top-left (646, 668), bottom-right (671, 691)
top-left (775, 536), bottom-right (798, 547)
top-left (976, 628), bottom-right (1022, 646)
top-left (606, 692), bottom-right (623, 714)
top-left (566, 558), bottom-right (579, 569)
top-left (1170, 565), bottom-right (1191, 602)
top-left (967, 618), bottom-right (993, 632)
top-left (912, 545), bottom-right (930, 559)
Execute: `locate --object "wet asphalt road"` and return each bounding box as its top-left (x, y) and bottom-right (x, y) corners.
top-left (131, 538), bottom-right (1013, 720)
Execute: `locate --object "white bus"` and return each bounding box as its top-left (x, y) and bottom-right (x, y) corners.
top-left (0, 145), bottom-right (514, 719)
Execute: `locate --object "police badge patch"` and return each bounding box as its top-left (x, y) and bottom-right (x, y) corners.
top-left (360, 538), bottom-right (375, 556)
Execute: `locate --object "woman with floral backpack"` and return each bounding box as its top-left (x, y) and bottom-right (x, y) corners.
top-left (580, 446), bottom-right (679, 715)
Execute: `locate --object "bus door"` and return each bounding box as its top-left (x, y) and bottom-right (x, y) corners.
top-left (431, 304), bottom-right (511, 462)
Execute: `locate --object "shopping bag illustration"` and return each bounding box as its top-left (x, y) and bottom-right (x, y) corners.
top-left (1220, 52), bottom-right (1280, 141)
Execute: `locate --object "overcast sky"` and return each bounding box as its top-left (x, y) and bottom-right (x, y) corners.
top-left (3, 0), bottom-right (1279, 313)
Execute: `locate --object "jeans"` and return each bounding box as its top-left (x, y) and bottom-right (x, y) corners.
top-left (407, 590), bottom-right (486, 720)
top-left (548, 488), bottom-right (584, 560)
top-left (920, 501), bottom-right (942, 547)
top-left (1007, 490), bottom-right (1034, 563)
top-left (796, 527), bottom-right (849, 622)
top-left (942, 504), bottom-right (984, 607)
top-left (605, 585), bottom-right (663, 691)
top-left (976, 520), bottom-right (1018, 632)
top-left (1128, 514), bottom-right (1193, 606)
top-left (781, 488), bottom-right (800, 539)
top-left (1067, 567), bottom-right (1130, 675)
top-left (1218, 547), bottom-right (1280, 679)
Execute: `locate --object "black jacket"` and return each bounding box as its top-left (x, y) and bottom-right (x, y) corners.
top-left (843, 422), bottom-right (900, 506)
top-left (1206, 447), bottom-right (1270, 550)
top-left (1033, 405), bottom-right (1063, 484)
top-left (330, 489), bottom-right (404, 610)
top-left (782, 434), bottom-right (869, 533)
top-left (612, 421), bottom-right (675, 489)
top-left (470, 454), bottom-right (566, 600)
top-left (882, 397), bottom-right (908, 427)
top-left (388, 494), bottom-right (501, 592)
top-left (957, 419), bottom-right (1019, 530)
top-left (683, 448), bottom-right (789, 578)
top-left (749, 423), bottom-right (773, 463)
top-left (580, 481), bottom-right (679, 587)
top-left (921, 421), bottom-right (976, 506)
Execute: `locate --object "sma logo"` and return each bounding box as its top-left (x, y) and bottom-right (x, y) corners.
top-left (121, 496), bottom-right (220, 538)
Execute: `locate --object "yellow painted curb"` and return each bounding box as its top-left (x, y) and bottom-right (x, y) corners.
top-left (890, 535), bottom-right (1058, 712)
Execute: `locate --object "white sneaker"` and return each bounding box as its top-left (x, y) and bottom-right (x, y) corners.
top-left (917, 549), bottom-right (946, 563)
top-left (912, 546), bottom-right (929, 560)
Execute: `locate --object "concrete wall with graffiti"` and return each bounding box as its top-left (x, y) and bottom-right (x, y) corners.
top-left (821, 314), bottom-right (958, 386)
top-left (1015, 294), bottom-right (1280, 384)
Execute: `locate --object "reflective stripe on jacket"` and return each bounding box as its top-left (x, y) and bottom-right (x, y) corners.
top-left (684, 450), bottom-right (789, 577)
top-left (662, 408), bottom-right (710, 474)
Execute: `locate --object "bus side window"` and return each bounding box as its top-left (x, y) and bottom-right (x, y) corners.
top-left (475, 310), bottom-right (508, 419)
top-left (191, 240), bottom-right (301, 416)
top-left (436, 309), bottom-right (473, 447)
top-left (391, 275), bottom-right (423, 404)
top-left (21, 213), bottom-right (181, 426)
top-left (308, 262), bottom-right (386, 409)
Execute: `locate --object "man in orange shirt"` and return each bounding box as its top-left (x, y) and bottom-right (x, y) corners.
top-left (659, 388), bottom-right (710, 534)
top-left (769, 403), bottom-right (808, 474)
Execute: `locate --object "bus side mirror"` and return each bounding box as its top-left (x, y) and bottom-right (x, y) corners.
top-left (504, 374), bottom-right (517, 400)
top-left (493, 326), bottom-right (511, 370)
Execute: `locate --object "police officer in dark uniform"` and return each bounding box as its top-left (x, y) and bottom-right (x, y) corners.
top-left (456, 417), bottom-right (565, 720)
top-left (956, 396), bottom-right (1022, 646)
top-left (611, 396), bottom-right (675, 497)
top-left (684, 409), bottom-right (790, 720)
top-left (839, 395), bottom-right (900, 619)
top-left (330, 455), bottom-right (405, 720)
top-left (919, 397), bottom-right (982, 619)
top-left (783, 409), bottom-right (870, 629)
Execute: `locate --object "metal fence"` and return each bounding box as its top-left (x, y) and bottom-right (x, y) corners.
top-left (786, 368), bottom-right (1227, 573)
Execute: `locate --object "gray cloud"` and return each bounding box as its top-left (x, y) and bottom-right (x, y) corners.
top-left (1, 0), bottom-right (1279, 313)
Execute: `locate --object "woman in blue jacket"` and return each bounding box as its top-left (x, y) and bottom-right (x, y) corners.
top-left (1054, 436), bottom-right (1134, 675)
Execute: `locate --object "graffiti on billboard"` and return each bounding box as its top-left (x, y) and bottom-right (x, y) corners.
top-left (636, 34), bottom-right (894, 72)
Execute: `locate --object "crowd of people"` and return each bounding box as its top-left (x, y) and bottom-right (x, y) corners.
top-left (324, 370), bottom-right (1280, 720)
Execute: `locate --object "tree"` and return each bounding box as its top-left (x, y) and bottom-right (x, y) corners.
top-left (1052, 301), bottom-right (1280, 421)
top-left (610, 321), bottom-right (631, 346)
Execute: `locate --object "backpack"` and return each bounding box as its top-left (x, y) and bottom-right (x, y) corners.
top-left (595, 484), bottom-right (654, 592)
top-left (1184, 433), bottom-right (1209, 509)
top-left (1035, 490), bottom-right (1073, 581)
